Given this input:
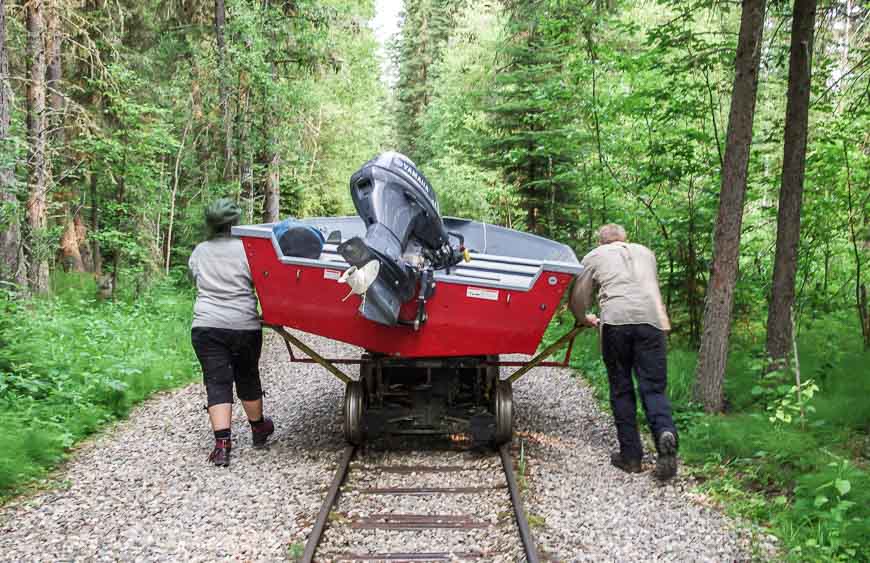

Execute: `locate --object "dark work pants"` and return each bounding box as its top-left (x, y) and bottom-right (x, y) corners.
top-left (601, 323), bottom-right (677, 461)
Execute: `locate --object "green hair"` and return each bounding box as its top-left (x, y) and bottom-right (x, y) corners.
top-left (205, 198), bottom-right (242, 239)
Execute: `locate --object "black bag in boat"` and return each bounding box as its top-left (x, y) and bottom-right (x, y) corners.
top-left (273, 219), bottom-right (325, 259)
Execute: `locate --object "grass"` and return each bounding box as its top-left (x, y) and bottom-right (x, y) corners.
top-left (541, 311), bottom-right (870, 561)
top-left (0, 272), bottom-right (198, 498)
top-left (287, 543), bottom-right (305, 559)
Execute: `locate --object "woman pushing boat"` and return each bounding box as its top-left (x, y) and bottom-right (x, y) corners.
top-left (189, 198), bottom-right (275, 466)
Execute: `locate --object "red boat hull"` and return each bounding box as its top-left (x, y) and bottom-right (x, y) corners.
top-left (242, 237), bottom-right (575, 357)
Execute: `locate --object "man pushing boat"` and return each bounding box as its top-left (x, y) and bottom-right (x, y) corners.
top-left (570, 224), bottom-right (678, 481)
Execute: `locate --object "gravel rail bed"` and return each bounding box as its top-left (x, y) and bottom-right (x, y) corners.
top-left (317, 528), bottom-right (521, 562)
top-left (335, 491), bottom-right (510, 519)
top-left (0, 331), bottom-right (760, 561)
top-left (317, 443), bottom-right (524, 562)
top-left (0, 331), bottom-right (349, 562)
top-left (348, 469), bottom-right (507, 489)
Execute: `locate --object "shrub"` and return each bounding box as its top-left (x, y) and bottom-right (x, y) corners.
top-left (0, 274), bottom-right (197, 496)
top-left (544, 311), bottom-right (870, 560)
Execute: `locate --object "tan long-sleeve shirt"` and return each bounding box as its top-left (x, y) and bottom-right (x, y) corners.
top-left (569, 241), bottom-right (670, 331)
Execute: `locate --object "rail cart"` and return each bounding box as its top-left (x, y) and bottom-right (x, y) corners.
top-left (232, 153), bottom-right (584, 446)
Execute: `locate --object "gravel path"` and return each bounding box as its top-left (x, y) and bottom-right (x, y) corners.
top-left (0, 332), bottom-right (760, 561)
top-left (510, 358), bottom-right (767, 561)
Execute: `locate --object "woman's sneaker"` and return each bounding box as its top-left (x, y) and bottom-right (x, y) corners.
top-left (655, 431), bottom-right (678, 481)
top-left (251, 417), bottom-right (275, 448)
top-left (208, 438), bottom-right (232, 467)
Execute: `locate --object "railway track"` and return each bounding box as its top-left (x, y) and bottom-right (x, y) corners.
top-left (299, 442), bottom-right (540, 563)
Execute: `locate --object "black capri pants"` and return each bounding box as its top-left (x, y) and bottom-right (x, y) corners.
top-left (191, 327), bottom-right (263, 407)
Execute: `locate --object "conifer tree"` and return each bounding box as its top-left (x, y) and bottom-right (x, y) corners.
top-left (0, 0), bottom-right (18, 283)
top-left (26, 0), bottom-right (50, 294)
top-left (395, 0), bottom-right (460, 162)
top-left (481, 2), bottom-right (579, 235)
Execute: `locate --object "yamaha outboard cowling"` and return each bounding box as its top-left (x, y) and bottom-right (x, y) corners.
top-left (338, 152), bottom-right (463, 326)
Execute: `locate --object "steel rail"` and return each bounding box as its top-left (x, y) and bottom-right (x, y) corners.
top-left (499, 444), bottom-right (540, 563)
top-left (306, 444), bottom-right (541, 562)
top-left (300, 445), bottom-right (356, 563)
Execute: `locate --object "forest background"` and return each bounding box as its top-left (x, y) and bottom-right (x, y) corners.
top-left (0, 0), bottom-right (868, 560)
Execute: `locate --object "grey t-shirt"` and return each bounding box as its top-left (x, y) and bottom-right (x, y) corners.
top-left (188, 237), bottom-right (261, 330)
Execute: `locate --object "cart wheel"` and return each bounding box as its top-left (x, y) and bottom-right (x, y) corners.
top-left (360, 360), bottom-right (372, 399)
top-left (343, 381), bottom-right (365, 445)
top-left (493, 380), bottom-right (513, 446)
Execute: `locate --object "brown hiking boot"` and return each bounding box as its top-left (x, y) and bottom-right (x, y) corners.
top-left (610, 452), bottom-right (642, 474)
top-left (251, 417), bottom-right (275, 448)
top-left (208, 438), bottom-right (231, 467)
top-left (655, 431), bottom-right (678, 481)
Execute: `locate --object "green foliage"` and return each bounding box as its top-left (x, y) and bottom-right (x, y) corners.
top-left (683, 318), bottom-right (870, 560)
top-left (425, 153), bottom-right (512, 223)
top-left (0, 274), bottom-right (198, 497)
top-left (480, 2), bottom-right (587, 237)
top-left (2, 0), bottom-right (390, 293)
top-left (685, 416), bottom-right (869, 560)
top-left (287, 542), bottom-right (305, 559)
top-left (788, 460), bottom-right (869, 560)
top-left (541, 310), bottom-right (870, 560)
top-left (403, 0), bottom-right (870, 353)
top-left (394, 0), bottom-right (463, 161)
top-left (412, 4), bottom-right (519, 225)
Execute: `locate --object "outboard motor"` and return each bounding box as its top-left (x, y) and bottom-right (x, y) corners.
top-left (338, 152), bottom-right (465, 326)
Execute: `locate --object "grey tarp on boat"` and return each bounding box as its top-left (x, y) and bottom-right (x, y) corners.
top-left (298, 216), bottom-right (578, 264)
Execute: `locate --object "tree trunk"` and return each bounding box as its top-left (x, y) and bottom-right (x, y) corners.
top-left (47, 1), bottom-right (86, 275)
top-left (766, 0), bottom-right (817, 364)
top-left (843, 142), bottom-right (870, 349)
top-left (90, 171), bottom-right (101, 275)
top-left (263, 151), bottom-right (280, 223)
top-left (236, 80), bottom-right (253, 220)
top-left (261, 43), bottom-right (280, 223)
top-left (694, 0), bottom-right (766, 412)
top-left (0, 0), bottom-right (20, 285)
top-left (165, 120), bottom-right (191, 273)
top-left (109, 151), bottom-right (127, 298)
top-left (215, 0), bottom-right (233, 181)
top-left (26, 0), bottom-right (50, 294)
top-left (46, 0), bottom-right (62, 138)
top-left (59, 212), bottom-right (84, 272)
top-left (74, 213), bottom-right (92, 271)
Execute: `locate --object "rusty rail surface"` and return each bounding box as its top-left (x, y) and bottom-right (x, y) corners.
top-left (300, 445), bottom-right (356, 563)
top-left (500, 444), bottom-right (540, 563)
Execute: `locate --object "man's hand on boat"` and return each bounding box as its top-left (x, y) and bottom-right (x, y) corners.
top-left (583, 314), bottom-right (600, 328)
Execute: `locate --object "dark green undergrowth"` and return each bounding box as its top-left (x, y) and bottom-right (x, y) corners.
top-left (542, 312), bottom-right (870, 561)
top-left (0, 273), bottom-right (198, 498)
